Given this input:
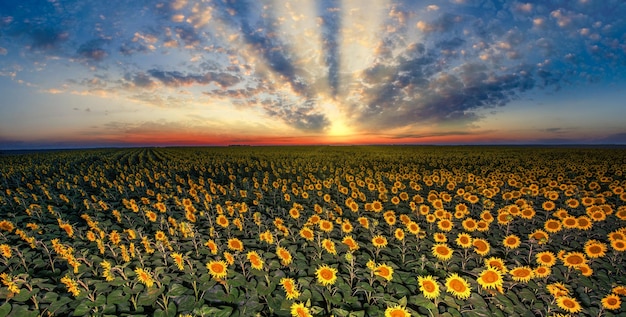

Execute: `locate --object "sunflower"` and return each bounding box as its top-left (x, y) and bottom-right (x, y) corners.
top-left (497, 212), bottom-right (512, 225)
top-left (547, 282), bottom-right (570, 298)
top-left (577, 263), bottom-right (593, 277)
top-left (358, 217), bottom-right (370, 229)
top-left (455, 233), bottom-right (473, 249)
top-left (510, 266), bottom-right (534, 282)
top-left (485, 257), bottom-right (507, 273)
top-left (371, 200), bottom-right (384, 212)
top-left (206, 260), bottom-right (228, 279)
top-left (544, 219), bottom-right (562, 233)
top-left (542, 201), bottom-right (556, 211)
top-left (503, 234), bottom-right (521, 249)
top-left (341, 221), bottom-right (353, 233)
top-left (613, 285), bottom-right (626, 296)
top-left (308, 215), bottom-right (321, 225)
top-left (280, 277), bottom-right (301, 300)
top-left (611, 239), bottom-right (626, 252)
top-left (533, 266), bottom-right (551, 278)
top-left (437, 219), bottom-right (453, 232)
top-left (433, 232), bottom-right (447, 243)
top-left (319, 220), bottom-right (334, 233)
top-left (0, 220), bottom-right (15, 232)
top-left (561, 216), bottom-right (577, 229)
top-left (584, 240), bottom-right (607, 258)
top-left (0, 244), bottom-right (11, 258)
top-left (556, 296), bottom-right (582, 313)
top-left (247, 251), bottom-right (264, 270)
top-left (135, 267), bottom-right (155, 287)
top-left (205, 239), bottom-right (218, 255)
top-left (520, 208), bottom-right (536, 220)
top-left (322, 238), bottom-right (337, 255)
top-left (406, 221), bottom-right (421, 235)
top-left (372, 235), bottom-right (388, 248)
top-left (601, 294), bottom-right (621, 310)
top-left (417, 276), bottom-right (440, 299)
top-left (393, 228), bottom-right (405, 241)
top-left (477, 267), bottom-right (503, 290)
top-left (576, 216), bottom-right (593, 230)
top-left (146, 211), bottom-right (158, 222)
top-left (536, 251), bottom-right (557, 267)
top-left (374, 263), bottom-right (394, 281)
top-left (445, 273), bottom-right (471, 299)
top-left (461, 218), bottom-right (478, 232)
top-left (171, 252), bottom-right (185, 270)
top-left (223, 252), bottom-right (235, 265)
top-left (472, 238), bottom-right (491, 256)
top-left (528, 229), bottom-right (549, 244)
top-left (342, 236), bottom-right (360, 251)
top-left (276, 247), bottom-right (293, 266)
top-left (315, 264), bottom-right (338, 286)
top-left (227, 238), bottom-right (244, 252)
top-left (476, 220), bottom-right (490, 232)
top-left (432, 243), bottom-right (454, 261)
top-left (562, 252), bottom-right (587, 268)
top-left (299, 227), bottom-right (314, 241)
top-left (60, 275), bottom-right (81, 297)
top-left (290, 302), bottom-right (312, 317)
top-left (384, 304), bottom-right (410, 317)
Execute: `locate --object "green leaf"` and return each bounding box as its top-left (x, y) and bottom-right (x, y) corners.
top-left (107, 290), bottom-right (130, 305)
top-left (72, 301), bottom-right (92, 316)
top-left (175, 295), bottom-right (196, 312)
top-left (12, 289), bottom-right (35, 302)
top-left (0, 302), bottom-right (11, 317)
top-left (167, 283), bottom-right (188, 297)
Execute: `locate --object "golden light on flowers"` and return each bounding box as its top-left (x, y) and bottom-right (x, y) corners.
top-left (577, 263), bottom-right (593, 277)
top-left (205, 239), bottom-right (218, 255)
top-left (371, 200), bottom-right (383, 212)
top-left (60, 275), bottom-right (81, 297)
top-left (290, 302), bottom-right (312, 317)
top-left (280, 277), bottom-right (301, 300)
top-left (503, 234), bottom-right (521, 249)
top-left (433, 232), bottom-right (447, 243)
top-left (227, 238), bottom-right (244, 252)
top-left (299, 227), bottom-right (314, 241)
top-left (529, 229), bottom-right (549, 244)
top-left (384, 304), bottom-right (411, 317)
top-left (461, 218), bottom-right (478, 232)
top-left (276, 246), bottom-right (293, 266)
top-left (472, 238), bottom-right (491, 256)
top-left (556, 296), bottom-right (583, 313)
top-left (206, 260), bottom-right (228, 279)
top-left (315, 264), bottom-right (338, 286)
top-left (611, 239), bottom-right (626, 252)
top-left (319, 220), bottom-right (333, 233)
top-left (247, 251), bottom-right (264, 270)
top-left (374, 263), bottom-right (394, 281)
top-left (417, 276), bottom-right (440, 299)
top-left (432, 243), bottom-right (453, 261)
top-left (406, 221), bottom-right (420, 235)
top-left (477, 267), bottom-right (503, 290)
top-left (584, 239), bottom-right (607, 258)
top-left (536, 251), bottom-right (557, 267)
top-left (372, 235), bottom-right (388, 248)
top-left (612, 285), bottom-right (626, 296)
top-left (216, 215), bottom-right (229, 228)
top-left (155, 230), bottom-right (167, 242)
top-left (171, 252), bottom-right (185, 270)
top-left (437, 219), bottom-right (453, 232)
top-left (322, 238), bottom-right (337, 255)
top-left (455, 233), bottom-right (473, 249)
top-left (342, 235), bottom-right (359, 251)
top-left (601, 294), bottom-right (622, 310)
top-left (533, 266), bottom-right (551, 278)
top-left (547, 282), bottom-right (570, 298)
top-left (0, 220), bottom-right (15, 232)
top-left (134, 267), bottom-right (154, 287)
top-left (510, 266), bottom-right (534, 282)
top-left (576, 216), bottom-right (593, 230)
top-left (394, 228), bottom-right (405, 241)
top-left (485, 257), bottom-right (507, 273)
top-left (544, 219), bottom-right (562, 233)
top-left (562, 252), bottom-right (587, 268)
top-left (445, 273), bottom-right (471, 299)
top-left (0, 244), bottom-right (11, 258)
top-left (562, 216), bottom-right (578, 229)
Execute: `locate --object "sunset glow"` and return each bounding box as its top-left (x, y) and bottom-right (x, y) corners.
top-left (1, 1), bottom-right (626, 149)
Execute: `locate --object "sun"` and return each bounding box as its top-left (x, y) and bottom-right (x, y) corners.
top-left (320, 101), bottom-right (355, 138)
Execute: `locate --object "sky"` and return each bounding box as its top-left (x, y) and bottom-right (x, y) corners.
top-left (1, 0), bottom-right (626, 149)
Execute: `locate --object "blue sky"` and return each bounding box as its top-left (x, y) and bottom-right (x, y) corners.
top-left (1, 0), bottom-right (626, 149)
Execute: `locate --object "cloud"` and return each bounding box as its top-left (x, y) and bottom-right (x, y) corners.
top-left (77, 39), bottom-right (109, 62)
top-left (146, 69), bottom-right (240, 88)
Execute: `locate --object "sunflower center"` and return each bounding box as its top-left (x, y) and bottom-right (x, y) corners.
top-left (563, 299), bottom-right (576, 308)
top-left (482, 271), bottom-right (499, 283)
top-left (589, 246), bottom-right (601, 254)
top-left (515, 269), bottom-right (531, 277)
top-left (321, 269), bottom-right (333, 279)
top-left (436, 246), bottom-right (450, 255)
top-left (450, 279), bottom-right (466, 292)
top-left (211, 264), bottom-right (224, 273)
top-left (541, 255), bottom-right (553, 263)
top-left (389, 310), bottom-right (405, 317)
top-left (423, 281), bottom-right (436, 292)
top-left (567, 255), bottom-right (584, 264)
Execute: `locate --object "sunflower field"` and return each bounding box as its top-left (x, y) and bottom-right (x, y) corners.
top-left (0, 146), bottom-right (625, 317)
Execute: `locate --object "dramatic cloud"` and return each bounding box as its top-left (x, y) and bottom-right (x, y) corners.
top-left (1, 0), bottom-right (626, 145)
